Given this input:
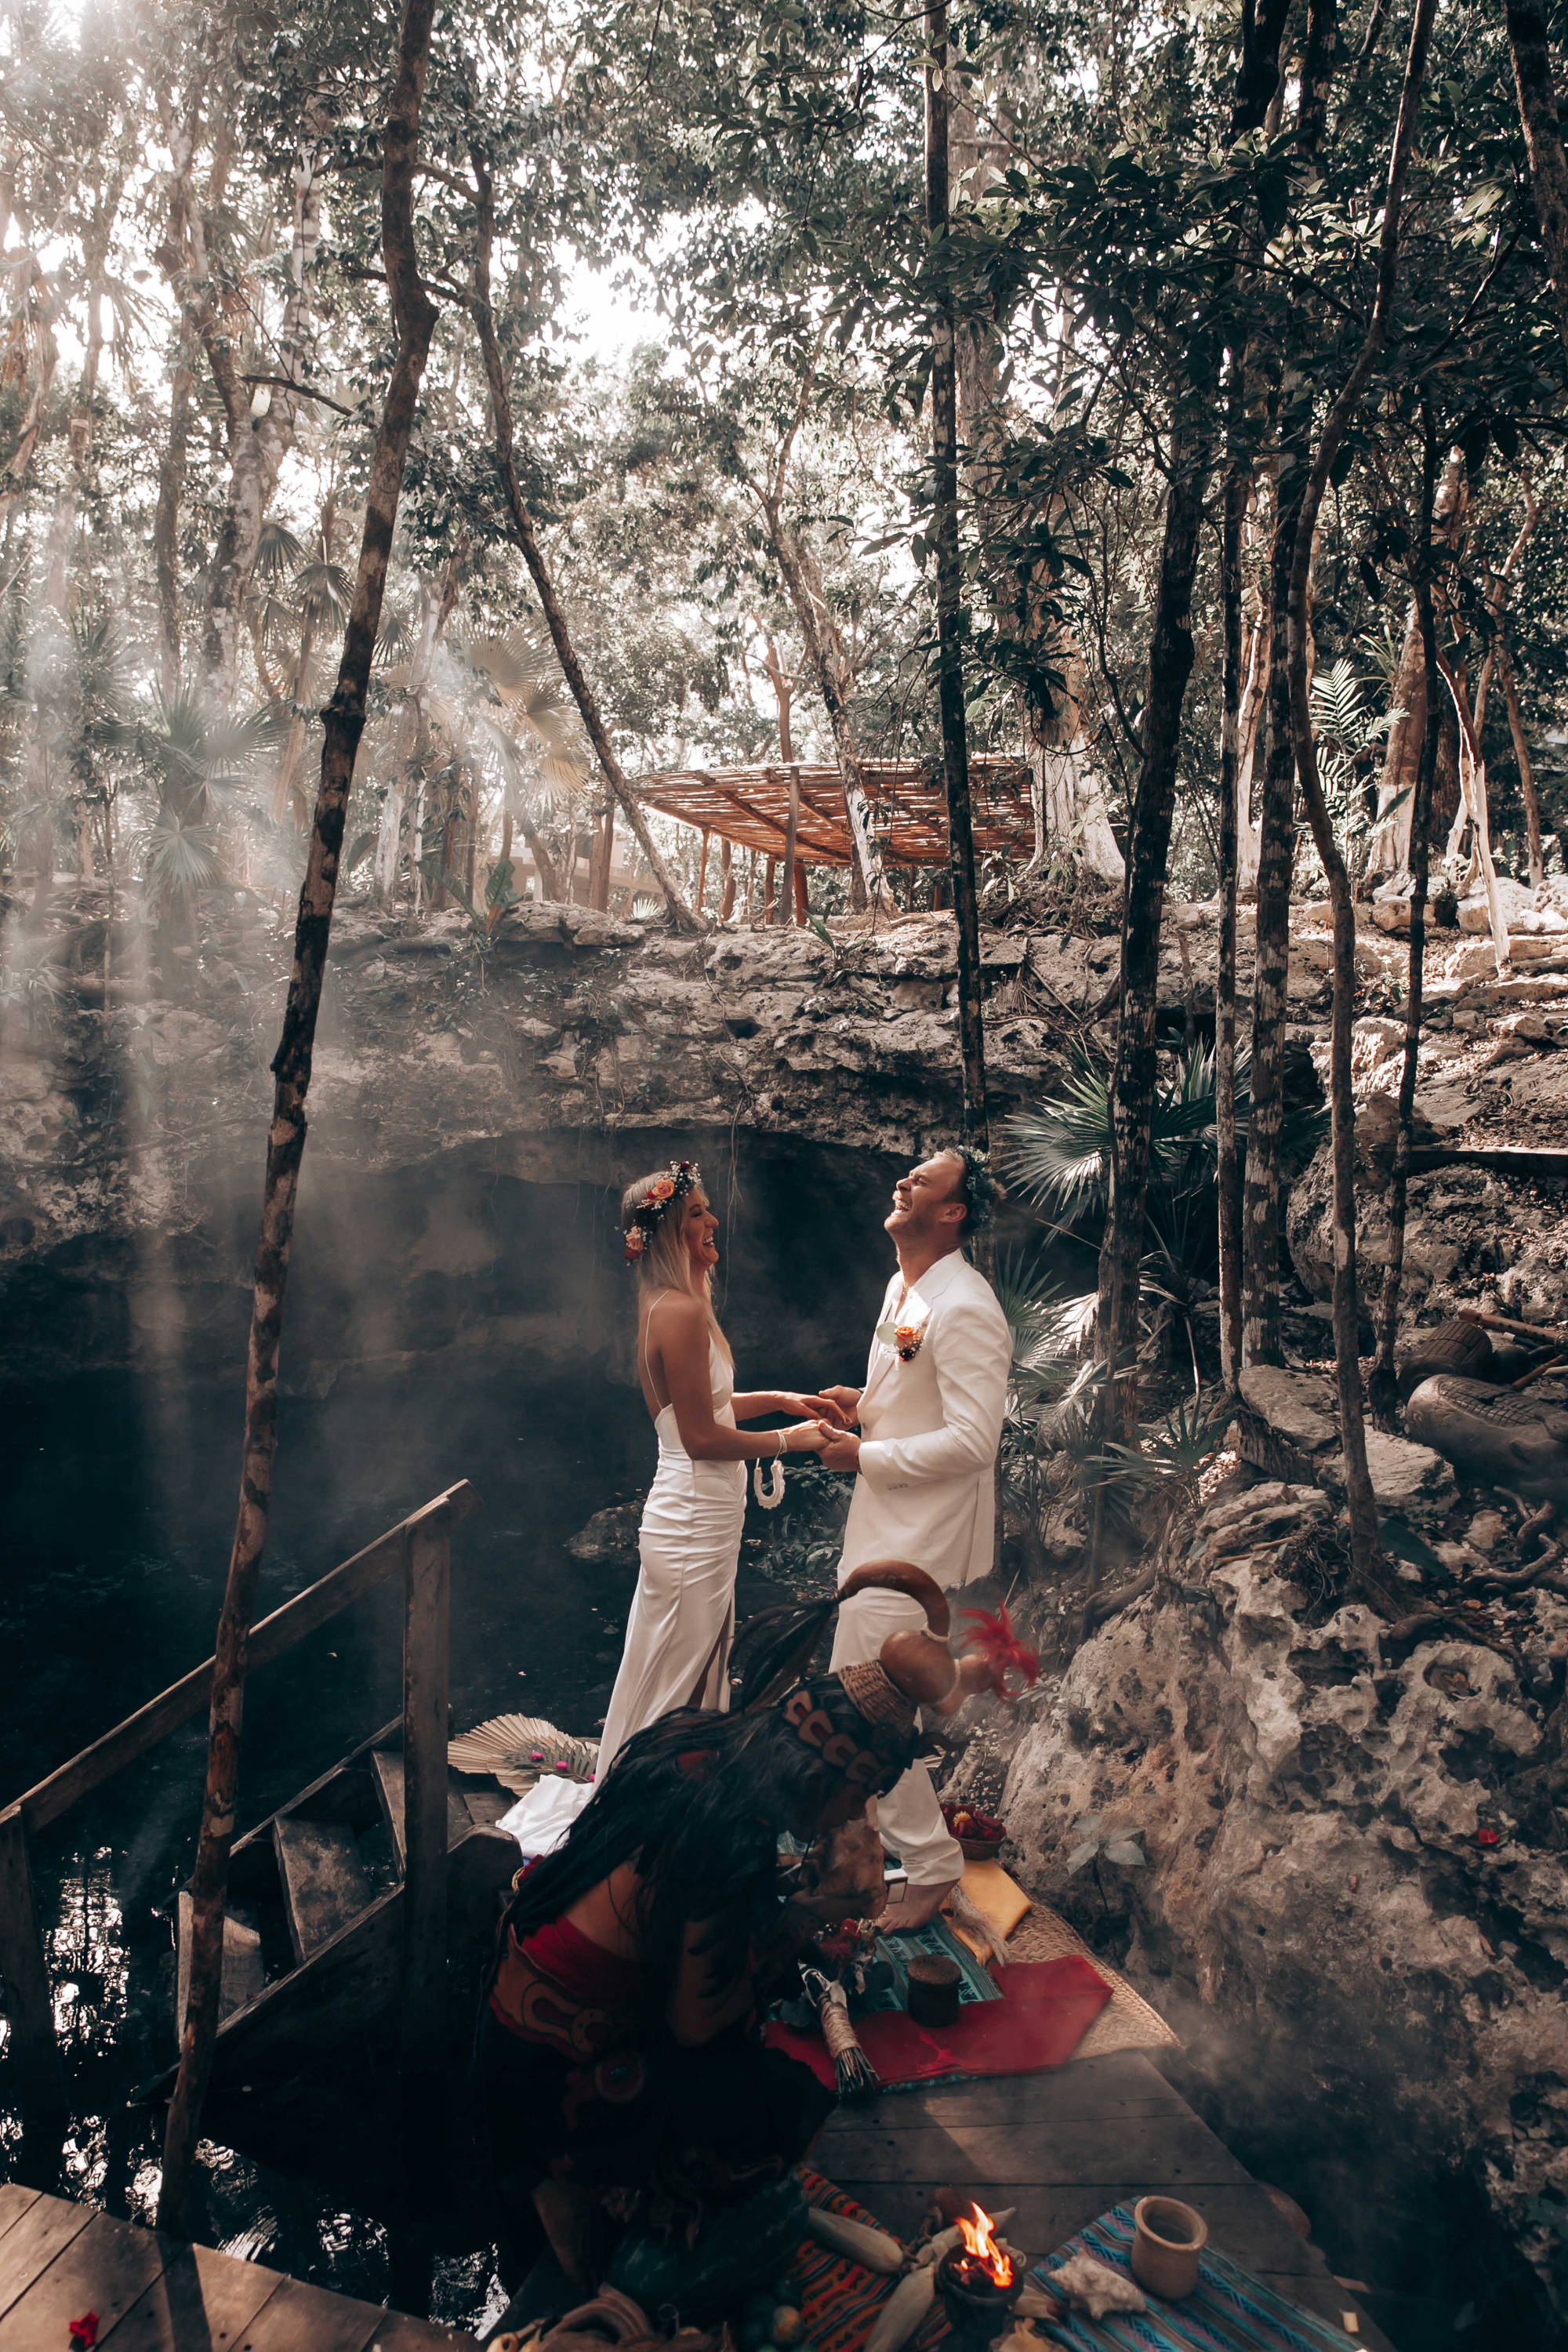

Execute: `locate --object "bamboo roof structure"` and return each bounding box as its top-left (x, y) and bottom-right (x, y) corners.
top-left (635, 754), bottom-right (1036, 867)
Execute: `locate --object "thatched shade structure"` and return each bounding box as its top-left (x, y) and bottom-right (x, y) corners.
top-left (635, 754), bottom-right (1036, 867)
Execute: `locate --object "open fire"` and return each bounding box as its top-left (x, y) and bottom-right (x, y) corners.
top-left (950, 2204), bottom-right (1016, 2292)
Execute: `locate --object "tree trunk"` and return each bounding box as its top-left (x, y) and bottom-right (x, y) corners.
top-left (588, 801), bottom-right (614, 910)
top-left (158, 0), bottom-right (441, 2234)
top-left (761, 506), bottom-right (891, 912)
top-left (154, 342), bottom-right (194, 699)
top-left (1502, 648), bottom-right (1546, 886)
top-left (719, 837), bottom-right (735, 921)
top-left (1216, 366), bottom-right (1250, 1389)
top-left (1240, 408), bottom-right (1303, 1369)
top-left (1094, 373), bottom-right (1218, 1438)
top-left (1504, 0), bottom-right (1568, 365)
top-left (1368, 451), bottom-right (1467, 873)
top-left (780, 768), bottom-right (801, 927)
top-left (927, 0), bottom-right (989, 1144)
top-left (469, 162), bottom-right (699, 934)
top-left (1373, 411), bottom-right (1442, 1411)
top-left (1286, 0), bottom-right (1439, 1599)
top-left (200, 132), bottom-right (326, 697)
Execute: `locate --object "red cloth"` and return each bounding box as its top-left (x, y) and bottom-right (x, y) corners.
top-left (766, 1955), bottom-right (1110, 2089)
top-left (488, 1910), bottom-right (642, 2051)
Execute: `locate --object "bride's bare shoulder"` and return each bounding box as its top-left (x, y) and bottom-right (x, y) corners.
top-left (645, 1290), bottom-right (708, 1337)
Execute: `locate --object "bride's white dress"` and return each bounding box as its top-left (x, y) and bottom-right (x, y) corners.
top-left (597, 1328), bottom-right (747, 1775)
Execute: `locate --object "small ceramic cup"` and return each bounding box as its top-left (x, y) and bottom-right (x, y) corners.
top-left (1131, 2196), bottom-right (1208, 2300)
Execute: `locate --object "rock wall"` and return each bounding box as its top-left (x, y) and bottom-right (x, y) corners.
top-left (0, 894), bottom-right (1221, 1393)
top-left (1002, 1479), bottom-right (1568, 2332)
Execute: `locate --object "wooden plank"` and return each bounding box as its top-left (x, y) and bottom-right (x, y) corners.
top-left (0, 2189), bottom-right (41, 2251)
top-left (274, 1819), bottom-right (374, 1965)
top-left (0, 2209), bottom-right (167, 2348)
top-left (96, 2241), bottom-right (289, 2350)
top-left (176, 1893), bottom-right (266, 2026)
top-left (816, 2112), bottom-right (1254, 2190)
top-left (0, 1806), bottom-right (66, 2127)
top-left (230, 2273), bottom-right (389, 2352)
top-left (234, 2273), bottom-right (476, 2351)
top-left (817, 2059), bottom-right (1190, 2132)
top-left (17, 1483), bottom-right (477, 1834)
top-left (369, 1751), bottom-right (470, 1875)
top-left (0, 2180), bottom-right (93, 2323)
top-left (401, 1519), bottom-right (451, 2109)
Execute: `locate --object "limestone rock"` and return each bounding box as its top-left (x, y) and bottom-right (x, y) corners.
top-left (1001, 1484), bottom-right (1568, 2327)
top-left (566, 1500), bottom-right (642, 1568)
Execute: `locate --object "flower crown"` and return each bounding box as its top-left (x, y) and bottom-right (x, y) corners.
top-left (623, 1159), bottom-right (701, 1264)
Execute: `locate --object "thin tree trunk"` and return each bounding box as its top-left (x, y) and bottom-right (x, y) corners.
top-left (1373, 409), bottom-right (1442, 1413)
top-left (1502, 648), bottom-right (1546, 885)
top-left (761, 507), bottom-right (891, 913)
top-left (158, 0), bottom-right (440, 2234)
top-left (154, 342), bottom-right (194, 699)
top-left (1504, 0), bottom-right (1568, 365)
top-left (468, 163), bottom-right (698, 934)
top-left (927, 0), bottom-right (989, 1145)
top-left (1095, 376), bottom-right (1218, 1437)
top-left (1286, 0), bottom-right (1439, 1600)
top-left (1217, 364), bottom-right (1249, 1390)
top-left (719, 837), bottom-right (735, 921)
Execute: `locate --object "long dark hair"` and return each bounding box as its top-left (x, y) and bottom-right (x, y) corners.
top-left (498, 1697), bottom-right (916, 2009)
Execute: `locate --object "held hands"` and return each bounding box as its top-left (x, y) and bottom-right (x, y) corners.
top-left (817, 1385), bottom-right (862, 1428)
top-left (779, 1392), bottom-right (851, 1428)
top-left (815, 1425), bottom-right (862, 1473)
top-left (781, 1420), bottom-right (831, 1453)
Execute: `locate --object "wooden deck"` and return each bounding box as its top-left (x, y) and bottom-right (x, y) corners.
top-left (0, 2183), bottom-right (477, 2351)
top-left (815, 2051), bottom-right (1397, 2352)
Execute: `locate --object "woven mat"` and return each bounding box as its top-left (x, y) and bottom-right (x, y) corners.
top-left (1000, 1904), bottom-right (1178, 2058)
top-left (795, 2167), bottom-right (948, 2352)
top-left (1037, 2205), bottom-right (1355, 2350)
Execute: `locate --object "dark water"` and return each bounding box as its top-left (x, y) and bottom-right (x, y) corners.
top-left (0, 1348), bottom-right (842, 2329)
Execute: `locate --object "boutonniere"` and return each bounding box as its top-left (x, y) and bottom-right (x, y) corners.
top-left (875, 1318), bottom-right (925, 1363)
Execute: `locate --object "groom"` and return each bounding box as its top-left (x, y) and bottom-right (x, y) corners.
top-left (818, 1147), bottom-right (1011, 1930)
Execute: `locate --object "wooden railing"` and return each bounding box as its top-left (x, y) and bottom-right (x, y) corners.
top-left (0, 1479), bottom-right (477, 2137)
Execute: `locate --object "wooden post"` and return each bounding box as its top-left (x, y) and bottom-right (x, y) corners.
top-left (401, 1514), bottom-right (451, 2106)
top-left (793, 859), bottom-right (809, 924)
top-left (764, 855), bottom-right (779, 924)
top-left (719, 837), bottom-right (735, 922)
top-left (780, 767), bottom-right (800, 926)
top-left (696, 827), bottom-right (710, 915)
top-left (0, 1805), bottom-right (66, 2156)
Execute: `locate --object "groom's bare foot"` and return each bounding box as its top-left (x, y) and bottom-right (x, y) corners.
top-left (877, 1877), bottom-right (960, 1933)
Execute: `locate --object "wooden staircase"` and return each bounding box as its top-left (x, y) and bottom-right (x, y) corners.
top-left (168, 1716), bottom-right (517, 2092)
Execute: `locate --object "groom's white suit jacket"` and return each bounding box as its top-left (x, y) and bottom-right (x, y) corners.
top-left (838, 1250), bottom-right (1011, 1592)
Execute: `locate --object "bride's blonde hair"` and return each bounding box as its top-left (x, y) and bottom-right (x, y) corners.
top-left (622, 1163), bottom-right (710, 1298)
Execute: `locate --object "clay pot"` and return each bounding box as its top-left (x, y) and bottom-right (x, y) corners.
top-left (906, 1954), bottom-right (961, 2026)
top-left (1130, 2197), bottom-right (1207, 2300)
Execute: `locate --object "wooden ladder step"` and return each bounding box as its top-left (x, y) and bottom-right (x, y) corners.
top-left (273, 1817), bottom-right (374, 1965)
top-left (370, 1749), bottom-right (472, 1876)
top-left (175, 1892), bottom-right (265, 2028)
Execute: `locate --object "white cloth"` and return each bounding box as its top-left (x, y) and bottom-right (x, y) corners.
top-left (839, 1251), bottom-right (1011, 1588)
top-left (835, 1248), bottom-right (1011, 1888)
top-left (829, 1584), bottom-right (962, 1888)
top-left (597, 1335), bottom-right (746, 1774)
top-left (498, 1775), bottom-right (593, 1857)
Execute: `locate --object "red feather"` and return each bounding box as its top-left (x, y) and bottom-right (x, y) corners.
top-left (960, 1602), bottom-right (1039, 1699)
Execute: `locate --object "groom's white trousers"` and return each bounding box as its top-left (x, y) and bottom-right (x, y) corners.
top-left (829, 1584), bottom-right (963, 1888)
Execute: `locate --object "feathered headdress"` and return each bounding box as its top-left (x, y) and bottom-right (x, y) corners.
top-left (959, 1602), bottom-right (1039, 1700)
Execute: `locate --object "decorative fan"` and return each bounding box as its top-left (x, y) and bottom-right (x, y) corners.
top-left (448, 1713), bottom-right (598, 1791)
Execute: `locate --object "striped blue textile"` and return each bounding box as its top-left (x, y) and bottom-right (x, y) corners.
top-left (1037, 2205), bottom-right (1358, 2350)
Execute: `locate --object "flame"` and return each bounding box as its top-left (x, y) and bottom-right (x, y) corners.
top-left (956, 2203), bottom-right (1014, 2287)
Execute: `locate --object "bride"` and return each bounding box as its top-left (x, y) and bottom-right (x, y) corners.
top-left (597, 1159), bottom-right (843, 1774)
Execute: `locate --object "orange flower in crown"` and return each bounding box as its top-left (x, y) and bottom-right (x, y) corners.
top-left (622, 1160), bottom-right (701, 1265)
